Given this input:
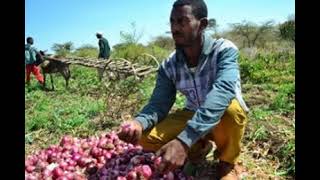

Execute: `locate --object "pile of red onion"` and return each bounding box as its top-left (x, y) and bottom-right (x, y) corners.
top-left (25, 129), bottom-right (193, 180)
top-left (88, 146), bottom-right (192, 180)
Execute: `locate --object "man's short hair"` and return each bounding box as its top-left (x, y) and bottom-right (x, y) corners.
top-left (173, 0), bottom-right (208, 19)
top-left (96, 32), bottom-right (103, 39)
top-left (96, 32), bottom-right (103, 36)
top-left (26, 37), bottom-right (33, 43)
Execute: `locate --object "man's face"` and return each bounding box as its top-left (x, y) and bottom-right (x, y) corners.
top-left (28, 38), bottom-right (34, 45)
top-left (170, 5), bottom-right (202, 48)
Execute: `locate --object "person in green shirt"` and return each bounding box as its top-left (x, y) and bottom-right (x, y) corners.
top-left (96, 32), bottom-right (110, 59)
top-left (96, 32), bottom-right (111, 81)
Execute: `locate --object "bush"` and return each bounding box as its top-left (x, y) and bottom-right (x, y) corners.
top-left (112, 43), bottom-right (170, 67)
top-left (112, 43), bottom-right (147, 62)
top-left (145, 45), bottom-right (171, 64)
top-left (270, 83), bottom-right (295, 112)
top-left (73, 44), bottom-right (99, 58)
top-left (148, 35), bottom-right (175, 51)
top-left (239, 51), bottom-right (295, 84)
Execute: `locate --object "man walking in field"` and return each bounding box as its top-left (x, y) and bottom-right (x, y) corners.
top-left (117, 0), bottom-right (249, 179)
top-left (25, 37), bottom-right (45, 86)
top-left (96, 32), bottom-right (111, 80)
top-left (96, 32), bottom-right (111, 60)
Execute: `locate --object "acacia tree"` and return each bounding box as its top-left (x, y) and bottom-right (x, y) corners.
top-left (229, 20), bottom-right (274, 48)
top-left (119, 22), bottom-right (144, 44)
top-left (279, 15), bottom-right (295, 42)
top-left (51, 41), bottom-right (74, 57)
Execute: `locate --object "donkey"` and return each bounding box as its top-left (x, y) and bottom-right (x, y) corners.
top-left (38, 51), bottom-right (71, 90)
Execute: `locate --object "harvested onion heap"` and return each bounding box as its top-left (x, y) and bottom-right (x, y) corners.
top-left (88, 146), bottom-right (192, 180)
top-left (25, 126), bottom-right (192, 180)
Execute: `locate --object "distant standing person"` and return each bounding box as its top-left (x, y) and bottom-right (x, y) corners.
top-left (96, 32), bottom-right (110, 59)
top-left (25, 37), bottom-right (44, 86)
top-left (96, 32), bottom-right (111, 80)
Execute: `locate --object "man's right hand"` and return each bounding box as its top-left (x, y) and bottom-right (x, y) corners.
top-left (117, 120), bottom-right (143, 145)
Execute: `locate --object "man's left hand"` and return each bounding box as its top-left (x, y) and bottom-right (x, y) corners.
top-left (155, 138), bottom-right (189, 174)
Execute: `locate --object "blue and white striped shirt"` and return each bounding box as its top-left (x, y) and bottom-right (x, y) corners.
top-left (136, 33), bottom-right (249, 147)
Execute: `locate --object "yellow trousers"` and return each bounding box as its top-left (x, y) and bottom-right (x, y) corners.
top-left (138, 99), bottom-right (248, 164)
